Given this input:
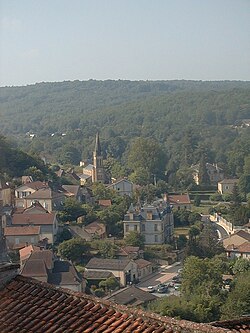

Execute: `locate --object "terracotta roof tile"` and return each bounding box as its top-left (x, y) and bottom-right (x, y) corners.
top-left (4, 226), bottom-right (40, 236)
top-left (0, 275), bottom-right (247, 333)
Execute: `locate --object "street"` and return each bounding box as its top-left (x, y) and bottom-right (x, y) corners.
top-left (137, 262), bottom-right (182, 297)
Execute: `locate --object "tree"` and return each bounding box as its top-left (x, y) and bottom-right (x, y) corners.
top-left (198, 157), bottom-right (210, 186)
top-left (193, 195), bottom-right (201, 207)
top-left (127, 138), bottom-right (167, 180)
top-left (57, 198), bottom-right (86, 223)
top-left (99, 277), bottom-right (119, 291)
top-left (58, 238), bottom-right (90, 263)
top-left (221, 271), bottom-right (250, 319)
top-left (232, 257), bottom-right (250, 275)
top-left (97, 241), bottom-right (118, 259)
top-left (124, 231), bottom-right (145, 248)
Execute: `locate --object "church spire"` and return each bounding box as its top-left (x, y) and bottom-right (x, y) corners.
top-left (94, 132), bottom-right (101, 155)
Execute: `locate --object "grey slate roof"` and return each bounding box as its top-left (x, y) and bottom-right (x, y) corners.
top-left (85, 258), bottom-right (131, 270)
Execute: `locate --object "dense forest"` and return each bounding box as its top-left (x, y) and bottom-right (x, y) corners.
top-left (0, 80), bottom-right (250, 186)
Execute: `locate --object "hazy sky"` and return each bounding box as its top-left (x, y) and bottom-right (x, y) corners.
top-left (0, 0), bottom-right (250, 86)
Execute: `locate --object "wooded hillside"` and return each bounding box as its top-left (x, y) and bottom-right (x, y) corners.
top-left (0, 80), bottom-right (250, 180)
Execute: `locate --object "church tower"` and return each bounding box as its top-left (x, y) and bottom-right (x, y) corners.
top-left (92, 132), bottom-right (105, 183)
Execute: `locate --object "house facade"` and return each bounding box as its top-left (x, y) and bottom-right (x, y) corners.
top-left (218, 179), bottom-right (239, 195)
top-left (225, 241), bottom-right (250, 260)
top-left (123, 204), bottom-right (174, 245)
top-left (14, 181), bottom-right (45, 208)
top-left (11, 203), bottom-right (58, 244)
top-left (4, 226), bottom-right (41, 250)
top-left (85, 258), bottom-right (138, 286)
top-left (107, 179), bottom-right (134, 197)
top-left (192, 163), bottom-right (224, 185)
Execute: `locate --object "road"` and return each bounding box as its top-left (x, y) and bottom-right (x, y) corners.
top-left (201, 214), bottom-right (228, 240)
top-left (136, 262), bottom-right (182, 297)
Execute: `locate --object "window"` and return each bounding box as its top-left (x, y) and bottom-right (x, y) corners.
top-left (125, 225), bottom-right (129, 232)
top-left (134, 225), bottom-right (138, 232)
top-left (15, 238), bottom-right (20, 245)
top-left (154, 235), bottom-right (158, 243)
top-left (154, 224), bottom-right (158, 232)
top-left (31, 237), bottom-right (35, 243)
top-left (142, 224), bottom-right (145, 232)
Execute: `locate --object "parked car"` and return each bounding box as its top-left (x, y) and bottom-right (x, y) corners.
top-left (157, 285), bottom-right (168, 293)
top-left (147, 286), bottom-right (156, 293)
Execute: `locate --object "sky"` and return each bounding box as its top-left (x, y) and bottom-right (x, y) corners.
top-left (0, 0), bottom-right (250, 86)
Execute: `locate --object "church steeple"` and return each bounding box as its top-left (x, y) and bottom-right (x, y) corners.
top-left (92, 132), bottom-right (105, 183)
top-left (94, 132), bottom-right (102, 155)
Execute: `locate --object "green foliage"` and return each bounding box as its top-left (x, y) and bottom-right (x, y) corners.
top-left (57, 227), bottom-right (72, 243)
top-left (221, 271), bottom-right (250, 319)
top-left (127, 137), bottom-right (167, 181)
top-left (93, 240), bottom-right (118, 259)
top-left (57, 198), bottom-right (86, 223)
top-left (198, 157), bottom-right (210, 186)
top-left (232, 258), bottom-right (250, 275)
top-left (99, 277), bottom-right (119, 291)
top-left (209, 193), bottom-right (223, 201)
top-left (193, 195), bottom-right (201, 207)
top-left (124, 231), bottom-right (145, 248)
top-left (58, 238), bottom-right (90, 263)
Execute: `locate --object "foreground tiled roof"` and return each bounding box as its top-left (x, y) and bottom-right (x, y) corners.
top-left (0, 275), bottom-right (235, 333)
top-left (212, 318), bottom-right (250, 333)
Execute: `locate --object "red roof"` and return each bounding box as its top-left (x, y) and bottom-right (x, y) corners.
top-left (98, 199), bottom-right (112, 207)
top-left (168, 194), bottom-right (191, 205)
top-left (4, 226), bottom-right (40, 236)
top-left (19, 245), bottom-right (40, 261)
top-left (0, 275), bottom-right (235, 333)
top-left (12, 212), bottom-right (56, 225)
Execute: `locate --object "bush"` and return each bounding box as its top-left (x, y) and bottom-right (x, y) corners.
top-left (210, 193), bottom-right (223, 201)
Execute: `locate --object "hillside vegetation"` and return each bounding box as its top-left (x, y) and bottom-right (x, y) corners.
top-left (0, 80), bottom-right (250, 181)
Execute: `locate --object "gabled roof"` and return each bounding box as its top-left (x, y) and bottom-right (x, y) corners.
top-left (4, 226), bottom-right (40, 236)
top-left (226, 241), bottom-right (250, 253)
top-left (86, 258), bottom-right (131, 271)
top-left (23, 202), bottom-right (48, 214)
top-left (108, 178), bottom-right (133, 187)
top-left (84, 270), bottom-right (115, 280)
top-left (19, 245), bottom-right (41, 262)
top-left (15, 181), bottom-right (45, 191)
top-left (84, 221), bottom-right (106, 236)
top-left (168, 194), bottom-right (191, 205)
top-left (0, 275), bottom-right (236, 333)
top-left (118, 246), bottom-right (141, 256)
top-left (98, 199), bottom-right (112, 207)
top-left (21, 259), bottom-right (48, 277)
top-left (218, 179), bottom-right (239, 184)
top-left (135, 259), bottom-right (152, 269)
top-left (48, 260), bottom-right (82, 286)
top-left (62, 185), bottom-right (80, 197)
top-left (12, 212), bottom-right (56, 225)
top-left (106, 285), bottom-right (157, 306)
top-left (26, 187), bottom-right (65, 199)
top-left (233, 230), bottom-right (250, 242)
top-left (28, 250), bottom-right (54, 270)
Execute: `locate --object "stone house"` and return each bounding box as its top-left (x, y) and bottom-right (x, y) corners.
top-left (11, 202), bottom-right (58, 244)
top-left (225, 241), bottom-right (250, 260)
top-left (135, 259), bottom-right (153, 280)
top-left (223, 230), bottom-right (250, 249)
top-left (14, 181), bottom-right (45, 208)
top-left (192, 163), bottom-right (224, 185)
top-left (218, 179), bottom-right (239, 195)
top-left (123, 204), bottom-right (174, 245)
top-left (107, 179), bottom-right (134, 197)
top-left (4, 226), bottom-right (41, 250)
top-left (85, 258), bottom-right (138, 286)
top-left (20, 248), bottom-right (85, 292)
